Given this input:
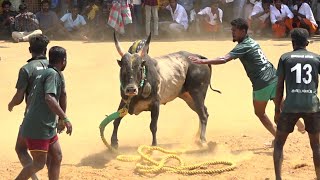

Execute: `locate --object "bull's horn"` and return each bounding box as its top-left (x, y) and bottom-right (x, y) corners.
top-left (114, 31), bottom-right (124, 57)
top-left (140, 32), bottom-right (151, 57)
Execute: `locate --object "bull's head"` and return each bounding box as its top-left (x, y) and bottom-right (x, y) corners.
top-left (114, 32), bottom-right (151, 97)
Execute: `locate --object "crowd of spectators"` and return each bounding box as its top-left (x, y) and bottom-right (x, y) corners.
top-left (0, 0), bottom-right (320, 42)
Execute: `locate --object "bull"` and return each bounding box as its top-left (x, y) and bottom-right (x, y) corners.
top-left (111, 33), bottom-right (220, 148)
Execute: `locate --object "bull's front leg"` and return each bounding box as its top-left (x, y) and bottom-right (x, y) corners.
top-left (111, 100), bottom-right (126, 149)
top-left (150, 101), bottom-right (160, 146)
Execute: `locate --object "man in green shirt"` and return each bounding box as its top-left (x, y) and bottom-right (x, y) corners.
top-left (15, 46), bottom-right (72, 180)
top-left (189, 18), bottom-right (305, 140)
top-left (274, 28), bottom-right (320, 180)
top-left (8, 34), bottom-right (50, 180)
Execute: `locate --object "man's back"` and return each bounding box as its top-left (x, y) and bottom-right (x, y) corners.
top-left (278, 49), bottom-right (320, 113)
top-left (16, 58), bottom-right (48, 103)
top-left (22, 66), bottom-right (64, 139)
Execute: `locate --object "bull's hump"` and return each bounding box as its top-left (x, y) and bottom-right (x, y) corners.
top-left (154, 53), bottom-right (189, 104)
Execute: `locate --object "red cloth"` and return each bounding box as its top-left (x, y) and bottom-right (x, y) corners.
top-left (26, 135), bottom-right (58, 152)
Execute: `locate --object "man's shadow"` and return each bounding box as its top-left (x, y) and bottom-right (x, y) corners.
top-left (76, 144), bottom-right (155, 169)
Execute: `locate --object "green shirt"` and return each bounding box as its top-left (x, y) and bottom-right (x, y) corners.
top-left (21, 66), bottom-right (65, 139)
top-left (15, 57), bottom-right (49, 104)
top-left (277, 49), bottom-right (320, 113)
top-left (229, 35), bottom-right (277, 90)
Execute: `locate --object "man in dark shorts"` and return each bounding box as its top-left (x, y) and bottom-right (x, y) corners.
top-left (15, 46), bottom-right (72, 180)
top-left (273, 28), bottom-right (320, 180)
top-left (8, 34), bottom-right (50, 180)
top-left (189, 18), bottom-right (305, 140)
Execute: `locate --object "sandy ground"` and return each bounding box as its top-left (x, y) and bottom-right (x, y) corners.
top-left (0, 37), bottom-right (319, 180)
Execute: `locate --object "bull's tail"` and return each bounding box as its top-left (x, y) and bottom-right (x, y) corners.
top-left (207, 64), bottom-right (222, 94)
top-left (209, 84), bottom-right (222, 94)
top-left (193, 53), bottom-right (221, 94)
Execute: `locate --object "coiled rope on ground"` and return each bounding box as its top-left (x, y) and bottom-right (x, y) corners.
top-left (100, 127), bottom-right (236, 175)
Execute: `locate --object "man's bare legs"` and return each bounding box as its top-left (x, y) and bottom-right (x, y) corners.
top-left (308, 132), bottom-right (320, 179)
top-left (15, 132), bottom-right (38, 180)
top-left (273, 130), bottom-right (289, 180)
top-left (48, 140), bottom-right (62, 180)
top-left (15, 151), bottom-right (47, 180)
top-left (253, 100), bottom-right (277, 136)
top-left (272, 99), bottom-right (305, 133)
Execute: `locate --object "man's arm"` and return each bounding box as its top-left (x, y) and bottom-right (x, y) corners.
top-left (274, 75), bottom-right (284, 124)
top-left (189, 53), bottom-right (234, 65)
top-left (9, 68), bottom-right (28, 111)
top-left (45, 93), bottom-right (67, 119)
top-left (45, 93), bottom-right (72, 135)
top-left (59, 87), bottom-right (67, 113)
top-left (251, 10), bottom-right (267, 19)
top-left (8, 89), bottom-right (25, 111)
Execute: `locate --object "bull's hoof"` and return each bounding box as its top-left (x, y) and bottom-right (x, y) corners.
top-left (195, 140), bottom-right (208, 149)
top-left (151, 142), bottom-right (157, 146)
top-left (111, 139), bottom-right (119, 149)
top-left (111, 143), bottom-right (118, 149)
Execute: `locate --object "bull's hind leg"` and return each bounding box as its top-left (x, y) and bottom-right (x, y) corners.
top-left (189, 90), bottom-right (208, 144)
top-left (111, 100), bottom-right (126, 149)
top-left (179, 91), bottom-right (209, 144)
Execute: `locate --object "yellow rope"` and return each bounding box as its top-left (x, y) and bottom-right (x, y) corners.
top-left (100, 129), bottom-right (236, 175)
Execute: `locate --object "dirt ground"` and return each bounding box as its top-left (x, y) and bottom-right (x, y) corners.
top-left (0, 37), bottom-right (319, 180)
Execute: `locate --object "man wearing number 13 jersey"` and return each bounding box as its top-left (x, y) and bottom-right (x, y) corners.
top-left (274, 28), bottom-right (320, 180)
top-left (189, 18), bottom-right (305, 140)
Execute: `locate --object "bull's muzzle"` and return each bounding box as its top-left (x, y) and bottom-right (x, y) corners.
top-left (125, 85), bottom-right (138, 96)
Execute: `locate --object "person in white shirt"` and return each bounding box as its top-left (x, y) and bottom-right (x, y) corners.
top-left (249, 0), bottom-right (272, 35)
top-left (159, 0), bottom-right (189, 36)
top-left (60, 5), bottom-right (88, 40)
top-left (244, 0), bottom-right (257, 21)
top-left (197, 0), bottom-right (223, 33)
top-left (270, 0), bottom-right (294, 38)
top-left (61, 6), bottom-right (86, 32)
top-left (293, 0), bottom-right (318, 34)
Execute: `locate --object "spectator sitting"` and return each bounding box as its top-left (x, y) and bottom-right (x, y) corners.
top-left (159, 0), bottom-right (189, 37)
top-left (36, 0), bottom-right (68, 39)
top-left (292, 0), bottom-right (318, 35)
top-left (197, 0), bottom-right (223, 34)
top-left (270, 0), bottom-right (294, 38)
top-left (61, 5), bottom-right (88, 40)
top-left (189, 0), bottom-right (201, 34)
top-left (0, 0), bottom-right (17, 37)
top-left (244, 0), bottom-right (256, 21)
top-left (248, 0), bottom-right (272, 36)
top-left (12, 4), bottom-right (42, 43)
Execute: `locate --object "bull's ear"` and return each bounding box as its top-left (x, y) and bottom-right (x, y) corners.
top-left (114, 31), bottom-right (124, 57)
top-left (140, 32), bottom-right (151, 57)
top-left (117, 59), bottom-right (122, 67)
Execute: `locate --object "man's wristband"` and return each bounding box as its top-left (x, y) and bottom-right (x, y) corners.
top-left (63, 118), bottom-right (70, 123)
